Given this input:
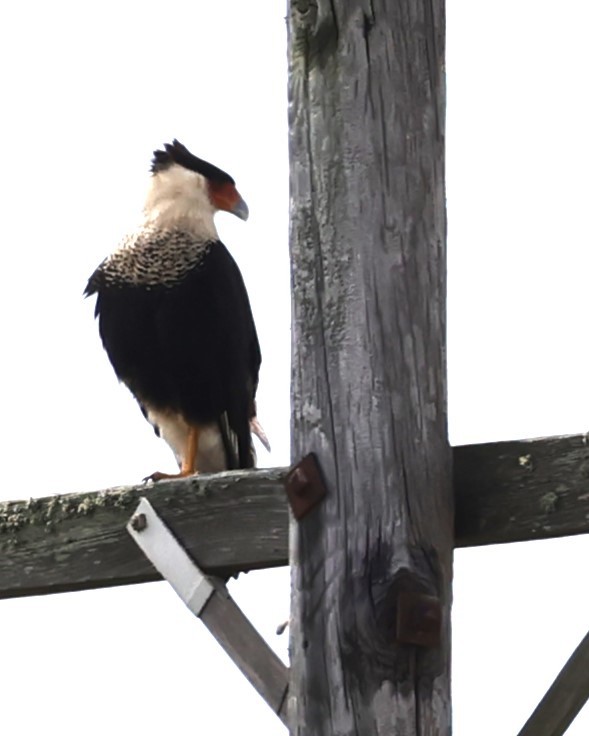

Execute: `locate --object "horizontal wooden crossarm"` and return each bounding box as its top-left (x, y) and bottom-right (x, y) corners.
top-left (454, 433), bottom-right (589, 545)
top-left (0, 434), bottom-right (588, 600)
top-left (0, 468), bottom-right (288, 599)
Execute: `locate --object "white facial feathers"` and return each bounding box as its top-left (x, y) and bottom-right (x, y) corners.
top-left (143, 163), bottom-right (219, 241)
top-left (96, 163), bottom-right (221, 288)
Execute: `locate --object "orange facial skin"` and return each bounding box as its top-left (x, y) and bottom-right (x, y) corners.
top-left (208, 181), bottom-right (249, 220)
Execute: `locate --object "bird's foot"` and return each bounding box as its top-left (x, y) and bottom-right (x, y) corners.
top-left (142, 469), bottom-right (198, 483)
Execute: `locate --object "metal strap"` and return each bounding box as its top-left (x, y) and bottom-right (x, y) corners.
top-left (126, 497), bottom-right (289, 727)
top-left (127, 497), bottom-right (215, 616)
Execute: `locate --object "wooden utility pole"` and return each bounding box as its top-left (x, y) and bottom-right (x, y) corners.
top-left (288, 1), bottom-right (451, 733)
top-left (4, 3), bottom-right (589, 732)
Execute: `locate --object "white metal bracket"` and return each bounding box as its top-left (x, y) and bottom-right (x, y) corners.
top-left (127, 497), bottom-right (289, 726)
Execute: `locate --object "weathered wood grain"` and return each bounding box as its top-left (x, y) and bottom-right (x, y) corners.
top-left (202, 587), bottom-right (290, 725)
top-left (288, 0), bottom-right (451, 734)
top-left (0, 469), bottom-right (287, 600)
top-left (455, 433), bottom-right (589, 547)
top-left (1, 435), bottom-right (589, 601)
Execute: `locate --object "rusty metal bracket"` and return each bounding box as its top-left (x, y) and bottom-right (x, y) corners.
top-left (284, 453), bottom-right (327, 520)
top-left (396, 590), bottom-right (442, 647)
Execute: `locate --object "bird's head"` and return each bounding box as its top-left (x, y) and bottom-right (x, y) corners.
top-left (145, 140), bottom-right (248, 232)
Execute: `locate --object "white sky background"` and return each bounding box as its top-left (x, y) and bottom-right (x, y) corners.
top-left (0, 1), bottom-right (588, 734)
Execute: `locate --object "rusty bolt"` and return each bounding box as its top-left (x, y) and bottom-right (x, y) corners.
top-left (131, 513), bottom-right (147, 532)
top-left (289, 467), bottom-right (310, 496)
top-left (396, 591), bottom-right (442, 648)
top-left (284, 454), bottom-right (328, 520)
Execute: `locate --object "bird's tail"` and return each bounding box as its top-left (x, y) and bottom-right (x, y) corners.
top-left (250, 416), bottom-right (271, 453)
top-left (217, 413), bottom-right (240, 470)
top-left (216, 413), bottom-right (270, 469)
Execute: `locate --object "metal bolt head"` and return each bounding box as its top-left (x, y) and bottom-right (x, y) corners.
top-left (396, 591), bottom-right (442, 647)
top-left (131, 513), bottom-right (147, 532)
top-left (289, 467), bottom-right (310, 496)
top-left (284, 454), bottom-right (328, 520)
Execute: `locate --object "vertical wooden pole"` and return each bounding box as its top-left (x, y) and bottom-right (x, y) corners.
top-left (287, 1), bottom-right (451, 734)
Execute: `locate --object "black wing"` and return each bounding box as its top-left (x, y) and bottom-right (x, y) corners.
top-left (87, 241), bottom-right (261, 469)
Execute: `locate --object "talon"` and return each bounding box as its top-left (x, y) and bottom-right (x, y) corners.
top-left (143, 470), bottom-right (173, 483)
top-left (142, 425), bottom-right (202, 482)
top-left (142, 469), bottom-right (199, 483)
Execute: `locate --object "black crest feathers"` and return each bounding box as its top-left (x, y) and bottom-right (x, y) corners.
top-left (151, 139), bottom-right (234, 185)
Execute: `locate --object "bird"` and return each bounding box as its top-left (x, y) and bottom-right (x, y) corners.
top-left (85, 139), bottom-right (269, 480)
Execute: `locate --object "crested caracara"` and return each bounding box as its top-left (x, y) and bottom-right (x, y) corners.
top-left (85, 140), bottom-right (268, 480)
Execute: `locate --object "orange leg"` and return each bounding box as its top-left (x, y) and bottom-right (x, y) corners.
top-left (144, 425), bottom-right (201, 482)
top-left (181, 425), bottom-right (200, 474)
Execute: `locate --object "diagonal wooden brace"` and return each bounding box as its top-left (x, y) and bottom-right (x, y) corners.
top-left (516, 627), bottom-right (589, 736)
top-left (127, 498), bottom-right (289, 726)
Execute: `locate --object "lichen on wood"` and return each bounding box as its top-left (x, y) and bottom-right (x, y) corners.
top-left (0, 468), bottom-right (289, 599)
top-left (0, 486), bottom-right (141, 543)
top-left (1, 435), bottom-right (589, 600)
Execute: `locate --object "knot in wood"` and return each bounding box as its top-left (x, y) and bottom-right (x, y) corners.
top-left (291, 0), bottom-right (318, 36)
top-left (292, 0), bottom-right (317, 18)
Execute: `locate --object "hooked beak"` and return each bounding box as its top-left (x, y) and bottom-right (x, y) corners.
top-left (231, 194), bottom-right (249, 221)
top-left (208, 181), bottom-right (249, 221)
